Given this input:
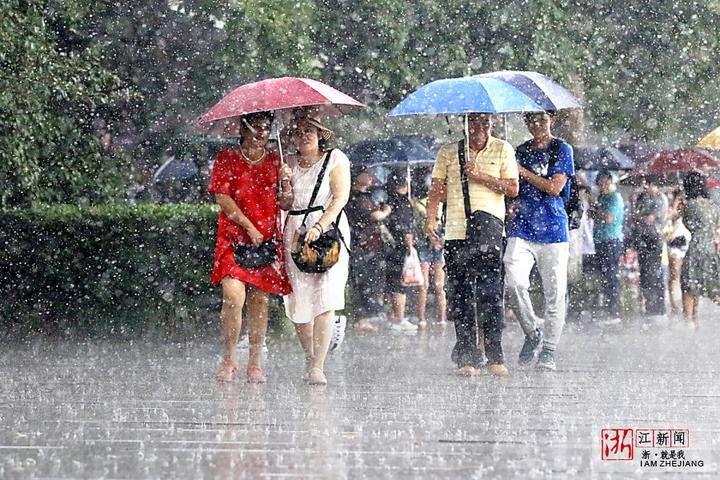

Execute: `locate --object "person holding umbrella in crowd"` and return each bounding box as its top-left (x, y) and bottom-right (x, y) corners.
top-left (426, 113), bottom-right (519, 376)
top-left (679, 171), bottom-right (720, 328)
top-left (208, 111), bottom-right (293, 383)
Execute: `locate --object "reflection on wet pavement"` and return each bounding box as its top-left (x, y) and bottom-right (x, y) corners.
top-left (1, 315), bottom-right (719, 478)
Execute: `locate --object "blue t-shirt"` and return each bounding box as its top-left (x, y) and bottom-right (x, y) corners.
top-left (507, 139), bottom-right (575, 243)
top-left (593, 192), bottom-right (625, 243)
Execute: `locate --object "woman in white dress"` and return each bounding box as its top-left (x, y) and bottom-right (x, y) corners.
top-left (284, 111), bottom-right (351, 385)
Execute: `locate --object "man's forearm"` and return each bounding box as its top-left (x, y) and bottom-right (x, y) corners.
top-left (470, 172), bottom-right (518, 197)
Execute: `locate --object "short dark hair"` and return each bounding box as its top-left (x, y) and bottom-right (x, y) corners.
top-left (683, 171), bottom-right (709, 200)
top-left (596, 170), bottom-right (614, 183)
top-left (523, 110), bottom-right (556, 121)
top-left (243, 111), bottom-right (274, 125)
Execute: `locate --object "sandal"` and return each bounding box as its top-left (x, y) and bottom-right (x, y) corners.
top-left (216, 359), bottom-right (240, 382)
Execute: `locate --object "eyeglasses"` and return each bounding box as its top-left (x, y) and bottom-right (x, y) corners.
top-left (291, 126), bottom-right (319, 137)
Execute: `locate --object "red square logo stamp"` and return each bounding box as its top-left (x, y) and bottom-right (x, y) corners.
top-left (601, 428), bottom-right (635, 460)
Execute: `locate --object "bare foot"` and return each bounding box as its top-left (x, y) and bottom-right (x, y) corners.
top-left (246, 364), bottom-right (267, 384)
top-left (417, 320), bottom-right (428, 331)
top-left (307, 367), bottom-right (327, 385)
top-left (354, 319), bottom-right (379, 333)
top-left (216, 358), bottom-right (239, 382)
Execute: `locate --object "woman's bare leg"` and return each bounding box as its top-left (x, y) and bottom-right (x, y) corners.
top-left (433, 260), bottom-right (447, 324)
top-left (218, 277), bottom-right (246, 381)
top-left (245, 286), bottom-right (269, 383)
top-left (418, 262), bottom-right (430, 330)
top-left (668, 257), bottom-right (682, 316)
top-left (393, 292), bottom-right (407, 323)
top-left (682, 291), bottom-right (698, 327)
top-left (294, 321), bottom-right (315, 378)
top-left (308, 310), bottom-right (334, 384)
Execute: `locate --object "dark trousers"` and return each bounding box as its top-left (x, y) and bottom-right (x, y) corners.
top-left (445, 239), bottom-right (504, 367)
top-left (594, 240), bottom-right (623, 317)
top-left (350, 249), bottom-right (384, 319)
top-left (634, 229), bottom-right (666, 315)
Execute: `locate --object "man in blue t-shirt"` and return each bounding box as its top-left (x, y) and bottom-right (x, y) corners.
top-left (504, 111), bottom-right (574, 371)
top-left (591, 170), bottom-right (625, 324)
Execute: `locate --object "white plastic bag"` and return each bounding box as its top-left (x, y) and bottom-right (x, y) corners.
top-left (401, 247), bottom-right (424, 287)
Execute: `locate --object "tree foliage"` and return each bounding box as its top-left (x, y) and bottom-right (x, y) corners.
top-left (0, 0), bottom-right (136, 207)
top-left (3, 0), bottom-right (720, 206)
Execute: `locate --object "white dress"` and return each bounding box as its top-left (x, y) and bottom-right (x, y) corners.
top-left (283, 149), bottom-right (351, 324)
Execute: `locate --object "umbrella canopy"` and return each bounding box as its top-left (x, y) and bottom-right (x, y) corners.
top-left (197, 77), bottom-right (364, 125)
top-left (636, 148), bottom-right (719, 175)
top-left (346, 136), bottom-right (438, 167)
top-left (153, 157), bottom-right (199, 183)
top-left (697, 126), bottom-right (720, 150)
top-left (574, 146), bottom-right (635, 171)
top-left (477, 70), bottom-right (582, 111)
top-left (387, 76), bottom-right (544, 117)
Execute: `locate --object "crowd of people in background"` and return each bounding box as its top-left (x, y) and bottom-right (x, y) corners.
top-left (207, 107), bottom-right (720, 385)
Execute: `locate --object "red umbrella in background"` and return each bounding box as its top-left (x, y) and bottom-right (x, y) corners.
top-left (636, 148), bottom-right (719, 175)
top-left (621, 148), bottom-right (720, 185)
top-left (197, 77), bottom-right (364, 126)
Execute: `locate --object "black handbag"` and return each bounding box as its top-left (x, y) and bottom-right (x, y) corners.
top-left (290, 150), bottom-right (350, 273)
top-left (233, 239), bottom-right (277, 269)
top-left (456, 140), bottom-right (504, 259)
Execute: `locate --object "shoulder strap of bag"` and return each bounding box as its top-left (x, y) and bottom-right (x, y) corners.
top-left (300, 149), bottom-right (333, 227)
top-left (299, 149), bottom-right (352, 254)
top-left (547, 138), bottom-right (573, 204)
top-left (457, 140), bottom-right (473, 222)
top-left (547, 137), bottom-right (562, 172)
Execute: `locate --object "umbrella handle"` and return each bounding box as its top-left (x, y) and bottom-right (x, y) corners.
top-left (276, 127), bottom-right (285, 165)
top-left (464, 114), bottom-right (470, 168)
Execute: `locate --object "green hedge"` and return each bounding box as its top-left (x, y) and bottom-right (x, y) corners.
top-left (0, 203), bottom-right (287, 336)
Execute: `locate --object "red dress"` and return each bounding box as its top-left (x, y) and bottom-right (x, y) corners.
top-left (208, 148), bottom-right (292, 295)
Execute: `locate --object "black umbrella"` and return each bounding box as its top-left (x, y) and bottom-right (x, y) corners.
top-left (346, 135), bottom-right (437, 167)
top-left (347, 136), bottom-right (439, 199)
top-left (574, 146), bottom-right (635, 171)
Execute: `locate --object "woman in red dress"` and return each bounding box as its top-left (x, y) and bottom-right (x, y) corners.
top-left (209, 111), bottom-right (293, 383)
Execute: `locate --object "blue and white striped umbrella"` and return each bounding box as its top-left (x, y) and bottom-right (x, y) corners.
top-left (387, 76), bottom-right (545, 117)
top-left (477, 70), bottom-right (583, 111)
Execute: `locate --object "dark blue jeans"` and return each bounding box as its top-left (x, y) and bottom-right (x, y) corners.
top-left (445, 239), bottom-right (504, 367)
top-left (633, 228), bottom-right (666, 316)
top-left (594, 240), bottom-right (623, 318)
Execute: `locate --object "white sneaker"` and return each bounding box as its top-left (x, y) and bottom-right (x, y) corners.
top-left (389, 319), bottom-right (418, 332)
top-left (238, 334), bottom-right (268, 353)
top-left (599, 317), bottom-right (622, 326)
top-left (646, 314), bottom-right (668, 324)
top-left (329, 315), bottom-right (347, 352)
